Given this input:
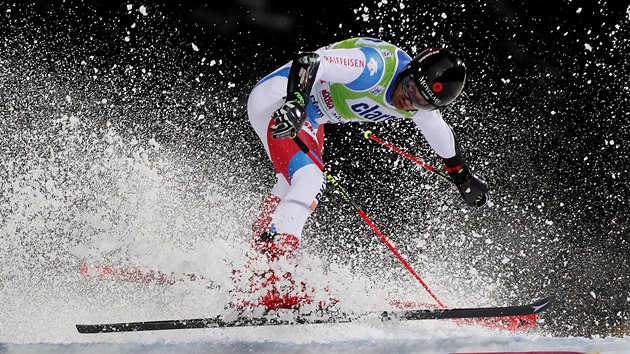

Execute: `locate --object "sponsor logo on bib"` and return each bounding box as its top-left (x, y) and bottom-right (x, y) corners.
top-left (323, 56), bottom-right (365, 68)
top-left (321, 89), bottom-right (334, 109)
top-left (350, 101), bottom-right (402, 122)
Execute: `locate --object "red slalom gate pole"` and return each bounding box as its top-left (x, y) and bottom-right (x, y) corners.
top-left (79, 261), bottom-right (213, 286)
top-left (291, 135), bottom-right (447, 308)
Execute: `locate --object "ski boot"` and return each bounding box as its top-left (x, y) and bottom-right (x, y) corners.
top-left (247, 231), bottom-right (315, 310)
top-left (251, 193), bottom-right (281, 239)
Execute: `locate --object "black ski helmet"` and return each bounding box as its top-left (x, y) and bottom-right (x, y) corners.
top-left (396, 48), bottom-right (466, 110)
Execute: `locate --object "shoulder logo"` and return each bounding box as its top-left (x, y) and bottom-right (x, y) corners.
top-left (369, 85), bottom-right (384, 96)
top-left (379, 49), bottom-right (393, 58)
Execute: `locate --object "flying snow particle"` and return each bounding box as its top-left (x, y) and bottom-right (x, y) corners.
top-left (65, 95), bottom-right (71, 103)
top-left (576, 7), bottom-right (582, 14)
top-left (69, 115), bottom-right (79, 127)
top-left (227, 82), bottom-right (236, 88)
top-left (627, 5), bottom-right (630, 20)
top-left (127, 4), bottom-right (133, 11)
top-left (191, 43), bottom-right (199, 51)
top-left (148, 138), bottom-right (161, 150)
top-left (545, 220), bottom-right (553, 226)
top-left (139, 5), bottom-right (148, 16)
top-left (590, 291), bottom-right (597, 299)
top-left (441, 13), bottom-right (447, 19)
top-left (209, 60), bottom-right (216, 66)
top-left (584, 43), bottom-right (593, 51)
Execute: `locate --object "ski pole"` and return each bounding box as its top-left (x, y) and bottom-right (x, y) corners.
top-left (291, 134), bottom-right (447, 308)
top-left (365, 131), bottom-right (490, 207)
top-left (363, 130), bottom-right (454, 183)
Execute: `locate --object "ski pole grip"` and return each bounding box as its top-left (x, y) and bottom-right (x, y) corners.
top-left (363, 130), bottom-right (385, 144)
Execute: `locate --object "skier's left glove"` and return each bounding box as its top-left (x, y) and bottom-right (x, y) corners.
top-left (270, 92), bottom-right (308, 140)
top-left (442, 167), bottom-right (489, 207)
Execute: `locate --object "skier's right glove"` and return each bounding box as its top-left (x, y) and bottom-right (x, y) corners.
top-left (270, 92), bottom-right (308, 140)
top-left (444, 167), bottom-right (489, 207)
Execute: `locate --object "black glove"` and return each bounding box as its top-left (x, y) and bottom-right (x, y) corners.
top-left (270, 93), bottom-right (307, 140)
top-left (445, 168), bottom-right (489, 207)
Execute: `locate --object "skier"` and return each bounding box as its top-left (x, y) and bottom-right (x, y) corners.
top-left (243, 37), bottom-right (488, 309)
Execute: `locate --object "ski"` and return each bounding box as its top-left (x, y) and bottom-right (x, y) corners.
top-left (76, 296), bottom-right (553, 333)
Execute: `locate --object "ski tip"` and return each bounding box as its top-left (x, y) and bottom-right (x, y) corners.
top-left (363, 130), bottom-right (372, 139)
top-left (531, 296), bottom-right (554, 314)
top-left (76, 324), bottom-right (122, 334)
top-left (76, 324), bottom-right (94, 334)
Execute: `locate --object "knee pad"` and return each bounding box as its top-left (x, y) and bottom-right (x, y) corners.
top-left (287, 165), bottom-right (325, 211)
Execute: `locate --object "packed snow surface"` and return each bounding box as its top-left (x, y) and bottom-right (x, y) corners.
top-left (2, 322), bottom-right (629, 353)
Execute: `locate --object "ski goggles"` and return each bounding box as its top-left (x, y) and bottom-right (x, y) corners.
top-left (401, 74), bottom-right (438, 111)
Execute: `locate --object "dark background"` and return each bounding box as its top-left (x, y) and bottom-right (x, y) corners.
top-left (2, 0), bottom-right (628, 337)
